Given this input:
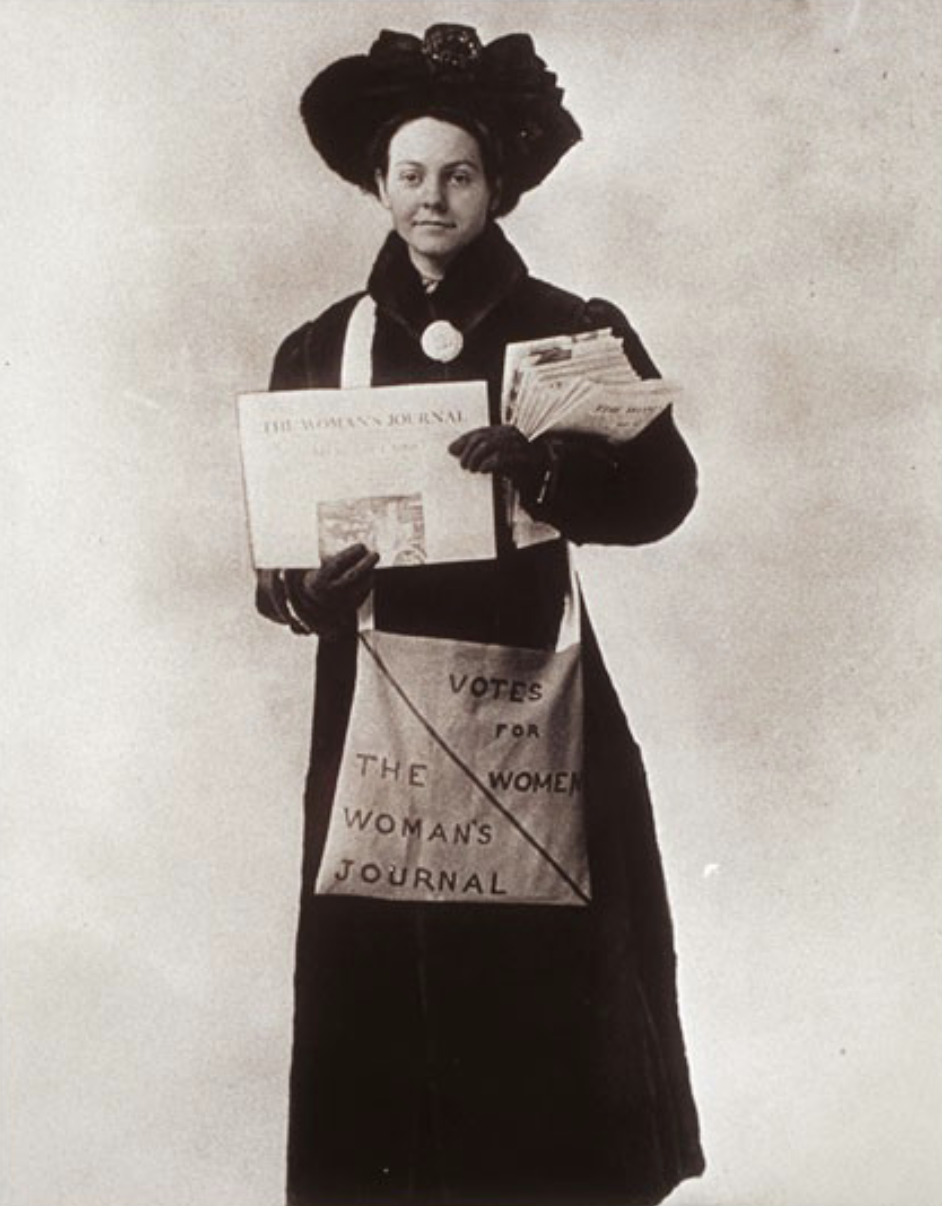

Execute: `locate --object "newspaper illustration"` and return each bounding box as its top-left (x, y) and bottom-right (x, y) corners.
top-left (238, 381), bottom-right (495, 568)
top-left (317, 494), bottom-right (426, 566)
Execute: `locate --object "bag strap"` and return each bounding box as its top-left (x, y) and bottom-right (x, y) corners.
top-left (556, 551), bottom-right (581, 650)
top-left (340, 294), bottom-right (377, 389)
top-left (340, 294), bottom-right (377, 629)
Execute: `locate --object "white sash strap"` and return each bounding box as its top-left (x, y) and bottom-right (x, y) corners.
top-left (341, 294), bottom-right (376, 626)
top-left (556, 551), bottom-right (581, 649)
top-left (340, 295), bottom-right (377, 389)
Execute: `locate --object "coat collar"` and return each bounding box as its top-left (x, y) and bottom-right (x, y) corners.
top-left (367, 222), bottom-right (528, 338)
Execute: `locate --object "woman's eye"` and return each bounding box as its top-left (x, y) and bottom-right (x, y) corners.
top-left (398, 171), bottom-right (421, 186)
top-left (450, 172), bottom-right (472, 186)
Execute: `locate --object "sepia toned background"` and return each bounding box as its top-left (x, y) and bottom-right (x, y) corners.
top-left (2, 2), bottom-right (940, 1204)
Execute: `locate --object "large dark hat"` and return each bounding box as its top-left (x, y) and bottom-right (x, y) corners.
top-left (300, 24), bottom-right (582, 212)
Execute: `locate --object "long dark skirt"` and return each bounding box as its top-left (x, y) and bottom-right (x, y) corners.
top-left (285, 629), bottom-right (704, 1206)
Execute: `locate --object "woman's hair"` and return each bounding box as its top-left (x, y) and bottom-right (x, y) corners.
top-left (366, 107), bottom-right (519, 216)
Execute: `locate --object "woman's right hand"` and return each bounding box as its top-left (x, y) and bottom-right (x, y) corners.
top-left (285, 543), bottom-right (380, 637)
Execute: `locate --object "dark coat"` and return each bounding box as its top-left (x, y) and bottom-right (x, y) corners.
top-left (260, 224), bottom-right (705, 1206)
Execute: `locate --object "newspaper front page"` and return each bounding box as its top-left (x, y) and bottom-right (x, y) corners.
top-left (238, 381), bottom-right (495, 568)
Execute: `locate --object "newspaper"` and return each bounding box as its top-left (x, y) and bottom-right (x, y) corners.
top-left (237, 381), bottom-right (495, 568)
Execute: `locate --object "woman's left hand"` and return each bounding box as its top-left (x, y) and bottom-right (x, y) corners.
top-left (449, 425), bottom-right (548, 489)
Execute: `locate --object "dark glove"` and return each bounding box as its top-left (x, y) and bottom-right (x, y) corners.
top-left (284, 543), bottom-right (379, 638)
top-left (448, 425), bottom-right (550, 495)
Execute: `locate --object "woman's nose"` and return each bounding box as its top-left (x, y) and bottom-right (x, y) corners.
top-left (419, 176), bottom-right (446, 209)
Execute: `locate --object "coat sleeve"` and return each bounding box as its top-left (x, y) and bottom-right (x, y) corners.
top-left (253, 299), bottom-right (364, 629)
top-left (517, 298), bottom-right (698, 546)
top-left (253, 322), bottom-right (328, 630)
top-left (253, 324), bottom-right (308, 631)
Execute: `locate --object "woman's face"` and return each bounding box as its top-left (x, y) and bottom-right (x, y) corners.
top-left (376, 117), bottom-right (494, 276)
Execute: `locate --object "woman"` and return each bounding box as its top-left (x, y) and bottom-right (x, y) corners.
top-left (256, 24), bottom-right (704, 1206)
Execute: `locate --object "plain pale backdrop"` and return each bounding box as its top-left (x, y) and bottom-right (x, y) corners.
top-left (2, 2), bottom-right (940, 1205)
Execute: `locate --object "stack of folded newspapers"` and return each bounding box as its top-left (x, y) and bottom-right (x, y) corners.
top-left (502, 328), bottom-right (680, 443)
